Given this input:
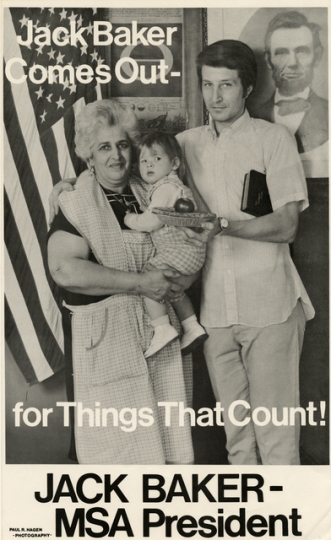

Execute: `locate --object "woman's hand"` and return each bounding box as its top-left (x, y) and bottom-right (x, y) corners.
top-left (48, 178), bottom-right (77, 225)
top-left (140, 268), bottom-right (185, 303)
top-left (144, 262), bottom-right (199, 291)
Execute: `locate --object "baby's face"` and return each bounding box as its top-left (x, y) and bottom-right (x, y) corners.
top-left (139, 143), bottom-right (175, 184)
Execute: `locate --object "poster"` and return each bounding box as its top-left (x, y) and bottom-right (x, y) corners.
top-left (2, 0), bottom-right (330, 539)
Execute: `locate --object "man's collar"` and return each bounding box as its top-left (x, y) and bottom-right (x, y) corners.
top-left (274, 87), bottom-right (310, 103)
top-left (207, 121), bottom-right (218, 138)
top-left (207, 109), bottom-right (251, 138)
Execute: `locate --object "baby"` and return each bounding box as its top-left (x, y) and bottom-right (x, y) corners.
top-left (124, 131), bottom-right (207, 358)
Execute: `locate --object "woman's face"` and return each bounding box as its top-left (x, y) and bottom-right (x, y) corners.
top-left (89, 124), bottom-right (132, 191)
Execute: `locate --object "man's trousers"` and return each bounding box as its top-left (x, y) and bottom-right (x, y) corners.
top-left (203, 302), bottom-right (306, 465)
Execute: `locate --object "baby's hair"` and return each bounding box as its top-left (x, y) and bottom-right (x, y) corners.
top-left (138, 131), bottom-right (184, 178)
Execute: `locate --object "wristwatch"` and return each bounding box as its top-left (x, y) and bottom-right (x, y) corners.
top-left (219, 217), bottom-right (229, 233)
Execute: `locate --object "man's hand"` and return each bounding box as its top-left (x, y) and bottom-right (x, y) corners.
top-left (48, 178), bottom-right (76, 226)
top-left (173, 219), bottom-right (217, 246)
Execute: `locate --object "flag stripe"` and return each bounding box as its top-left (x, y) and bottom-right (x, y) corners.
top-left (39, 128), bottom-right (63, 187)
top-left (96, 82), bottom-right (102, 100)
top-left (5, 246), bottom-right (56, 382)
top-left (4, 75), bottom-right (50, 248)
top-left (63, 97), bottom-right (87, 178)
top-left (52, 117), bottom-right (76, 180)
top-left (4, 131), bottom-right (64, 352)
top-left (5, 299), bottom-right (38, 385)
top-left (4, 9), bottom-right (55, 221)
top-left (4, 191), bottom-right (64, 369)
top-left (63, 104), bottom-right (81, 177)
top-left (4, 74), bottom-right (61, 309)
top-left (4, 7), bottom-right (110, 384)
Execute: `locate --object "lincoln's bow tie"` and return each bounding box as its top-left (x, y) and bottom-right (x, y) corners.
top-left (275, 97), bottom-right (311, 116)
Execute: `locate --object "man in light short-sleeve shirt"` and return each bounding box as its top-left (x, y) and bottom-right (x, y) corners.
top-left (176, 40), bottom-right (314, 465)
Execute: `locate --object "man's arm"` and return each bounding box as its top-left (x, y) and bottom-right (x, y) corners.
top-left (177, 123), bottom-right (304, 245)
top-left (176, 201), bottom-right (299, 246)
top-left (49, 177), bottom-right (77, 225)
top-left (222, 201), bottom-right (299, 243)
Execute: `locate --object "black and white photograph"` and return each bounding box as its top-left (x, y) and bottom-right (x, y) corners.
top-left (2, 1), bottom-right (330, 538)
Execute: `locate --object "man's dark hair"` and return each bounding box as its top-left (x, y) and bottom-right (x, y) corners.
top-left (196, 40), bottom-right (257, 95)
top-left (265, 11), bottom-right (323, 55)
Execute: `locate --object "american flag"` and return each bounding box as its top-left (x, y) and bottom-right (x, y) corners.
top-left (4, 7), bottom-right (110, 384)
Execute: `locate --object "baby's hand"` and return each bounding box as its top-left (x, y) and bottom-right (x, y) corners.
top-left (124, 213), bottom-right (133, 227)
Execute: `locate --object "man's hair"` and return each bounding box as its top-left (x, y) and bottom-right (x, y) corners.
top-left (196, 40), bottom-right (257, 95)
top-left (265, 11), bottom-right (323, 55)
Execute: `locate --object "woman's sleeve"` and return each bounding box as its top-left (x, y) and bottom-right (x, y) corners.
top-left (47, 208), bottom-right (82, 241)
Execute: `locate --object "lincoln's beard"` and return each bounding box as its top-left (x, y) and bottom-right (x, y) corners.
top-left (271, 64), bottom-right (314, 97)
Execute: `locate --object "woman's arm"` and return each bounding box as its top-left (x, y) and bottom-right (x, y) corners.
top-left (48, 178), bottom-right (77, 225)
top-left (47, 230), bottom-right (184, 302)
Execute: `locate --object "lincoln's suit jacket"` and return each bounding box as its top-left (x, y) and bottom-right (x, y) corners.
top-left (251, 91), bottom-right (328, 154)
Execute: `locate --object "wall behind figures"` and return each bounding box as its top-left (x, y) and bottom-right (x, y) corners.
top-left (293, 179), bottom-right (329, 465)
top-left (106, 8), bottom-right (187, 136)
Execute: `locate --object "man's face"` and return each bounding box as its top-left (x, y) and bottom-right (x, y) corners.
top-left (267, 26), bottom-right (318, 96)
top-left (201, 66), bottom-right (251, 131)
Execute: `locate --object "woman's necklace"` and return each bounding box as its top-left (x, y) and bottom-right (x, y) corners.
top-left (100, 185), bottom-right (139, 213)
top-left (106, 191), bottom-right (129, 209)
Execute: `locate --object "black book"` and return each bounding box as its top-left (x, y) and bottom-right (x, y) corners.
top-left (241, 170), bottom-right (273, 217)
